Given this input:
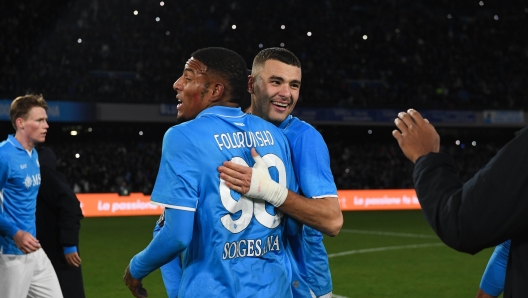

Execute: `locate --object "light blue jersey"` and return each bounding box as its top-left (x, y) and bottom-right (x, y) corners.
top-left (151, 106), bottom-right (300, 297)
top-left (0, 135), bottom-right (41, 255)
top-left (279, 115), bottom-right (338, 297)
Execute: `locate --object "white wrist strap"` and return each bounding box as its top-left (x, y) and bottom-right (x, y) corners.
top-left (246, 154), bottom-right (288, 207)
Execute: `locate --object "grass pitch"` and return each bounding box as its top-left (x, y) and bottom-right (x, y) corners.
top-left (80, 211), bottom-right (498, 297)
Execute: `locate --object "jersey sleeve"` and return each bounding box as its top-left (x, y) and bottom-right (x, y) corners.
top-left (479, 240), bottom-right (510, 296)
top-left (150, 127), bottom-right (200, 211)
top-left (289, 126), bottom-right (337, 199)
top-left (130, 207), bottom-right (194, 279)
top-left (0, 155), bottom-right (19, 238)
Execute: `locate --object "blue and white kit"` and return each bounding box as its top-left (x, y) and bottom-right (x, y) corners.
top-left (130, 106), bottom-right (302, 297)
top-left (279, 115), bottom-right (338, 298)
top-left (0, 134), bottom-right (63, 298)
top-left (0, 135), bottom-right (41, 254)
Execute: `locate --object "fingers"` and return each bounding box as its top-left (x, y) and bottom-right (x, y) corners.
top-left (250, 148), bottom-right (265, 168)
top-left (218, 165), bottom-right (248, 181)
top-left (220, 160), bottom-right (252, 174)
top-left (397, 109), bottom-right (425, 127)
top-left (250, 147), bottom-right (258, 157)
top-left (65, 253), bottom-right (82, 267)
top-left (16, 232), bottom-right (40, 254)
top-left (392, 129), bottom-right (402, 142)
top-left (136, 284), bottom-right (148, 298)
top-left (218, 164), bottom-right (251, 194)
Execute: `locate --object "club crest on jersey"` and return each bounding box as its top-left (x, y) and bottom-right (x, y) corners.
top-left (24, 175), bottom-right (33, 188)
top-left (24, 174), bottom-right (41, 189)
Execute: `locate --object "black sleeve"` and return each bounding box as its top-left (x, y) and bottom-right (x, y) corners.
top-left (46, 168), bottom-right (84, 247)
top-left (413, 126), bottom-right (528, 254)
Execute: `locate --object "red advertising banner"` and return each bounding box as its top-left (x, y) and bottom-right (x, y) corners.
top-left (337, 189), bottom-right (420, 211)
top-left (77, 189), bottom-right (421, 217)
top-left (77, 193), bottom-right (163, 217)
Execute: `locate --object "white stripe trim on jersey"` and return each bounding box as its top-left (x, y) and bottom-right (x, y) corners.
top-left (6, 139), bottom-right (16, 148)
top-left (0, 188), bottom-right (3, 213)
top-left (311, 194), bottom-right (338, 199)
top-left (199, 112), bottom-right (246, 119)
top-left (151, 201), bottom-right (196, 212)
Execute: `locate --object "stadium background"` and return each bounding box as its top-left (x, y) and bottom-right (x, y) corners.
top-left (2, 0), bottom-right (527, 297)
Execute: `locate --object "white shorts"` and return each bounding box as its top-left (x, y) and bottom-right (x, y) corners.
top-left (0, 248), bottom-right (63, 298)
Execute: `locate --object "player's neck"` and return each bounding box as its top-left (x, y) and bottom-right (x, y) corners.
top-left (14, 132), bottom-right (35, 151)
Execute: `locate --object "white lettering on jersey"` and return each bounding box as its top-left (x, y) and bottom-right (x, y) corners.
top-left (20, 164), bottom-right (27, 169)
top-left (214, 130), bottom-right (275, 151)
top-left (222, 234), bottom-right (280, 260)
top-left (24, 174), bottom-right (41, 189)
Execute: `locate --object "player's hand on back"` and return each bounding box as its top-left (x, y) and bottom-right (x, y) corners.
top-left (13, 230), bottom-right (41, 254)
top-left (219, 148), bottom-right (288, 207)
top-left (123, 265), bottom-right (148, 298)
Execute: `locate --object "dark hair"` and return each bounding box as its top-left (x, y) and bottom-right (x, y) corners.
top-left (252, 47), bottom-right (301, 70)
top-left (10, 94), bottom-right (48, 130)
top-left (191, 47), bottom-right (248, 106)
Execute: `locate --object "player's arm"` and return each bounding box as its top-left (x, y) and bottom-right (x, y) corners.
top-left (0, 159), bottom-right (40, 253)
top-left (124, 207), bottom-right (193, 298)
top-left (153, 211), bottom-right (183, 298)
top-left (219, 148), bottom-right (342, 236)
top-left (477, 240), bottom-right (510, 298)
top-left (0, 159), bottom-right (18, 238)
top-left (47, 168), bottom-right (84, 267)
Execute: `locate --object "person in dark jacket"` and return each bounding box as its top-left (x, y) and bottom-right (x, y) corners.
top-left (36, 146), bottom-right (86, 298)
top-left (392, 109), bottom-right (528, 298)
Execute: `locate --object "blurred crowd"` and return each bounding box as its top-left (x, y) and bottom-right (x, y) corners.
top-left (2, 1), bottom-right (528, 110)
top-left (40, 125), bottom-right (509, 194)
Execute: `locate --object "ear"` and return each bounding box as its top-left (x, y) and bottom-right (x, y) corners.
top-left (15, 118), bottom-right (24, 130)
top-left (248, 75), bottom-right (255, 94)
top-left (210, 83), bottom-right (225, 102)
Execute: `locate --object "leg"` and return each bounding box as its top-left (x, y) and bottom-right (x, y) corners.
top-left (0, 254), bottom-right (33, 298)
top-left (27, 249), bottom-right (63, 298)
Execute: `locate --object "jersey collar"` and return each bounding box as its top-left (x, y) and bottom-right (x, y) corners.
top-left (277, 115), bottom-right (293, 129)
top-left (7, 134), bottom-right (26, 151)
top-left (196, 106), bottom-right (244, 119)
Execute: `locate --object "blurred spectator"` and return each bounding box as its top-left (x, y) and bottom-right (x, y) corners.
top-left (1, 0), bottom-right (527, 110)
top-left (39, 125), bottom-right (512, 193)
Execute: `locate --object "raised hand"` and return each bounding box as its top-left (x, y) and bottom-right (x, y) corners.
top-left (392, 109), bottom-right (440, 163)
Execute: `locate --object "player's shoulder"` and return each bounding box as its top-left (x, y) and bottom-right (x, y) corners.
top-left (243, 114), bottom-right (282, 132)
top-left (0, 139), bottom-right (16, 158)
top-left (285, 116), bottom-right (324, 141)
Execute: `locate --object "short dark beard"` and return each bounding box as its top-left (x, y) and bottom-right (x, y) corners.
top-left (201, 82), bottom-right (210, 99)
